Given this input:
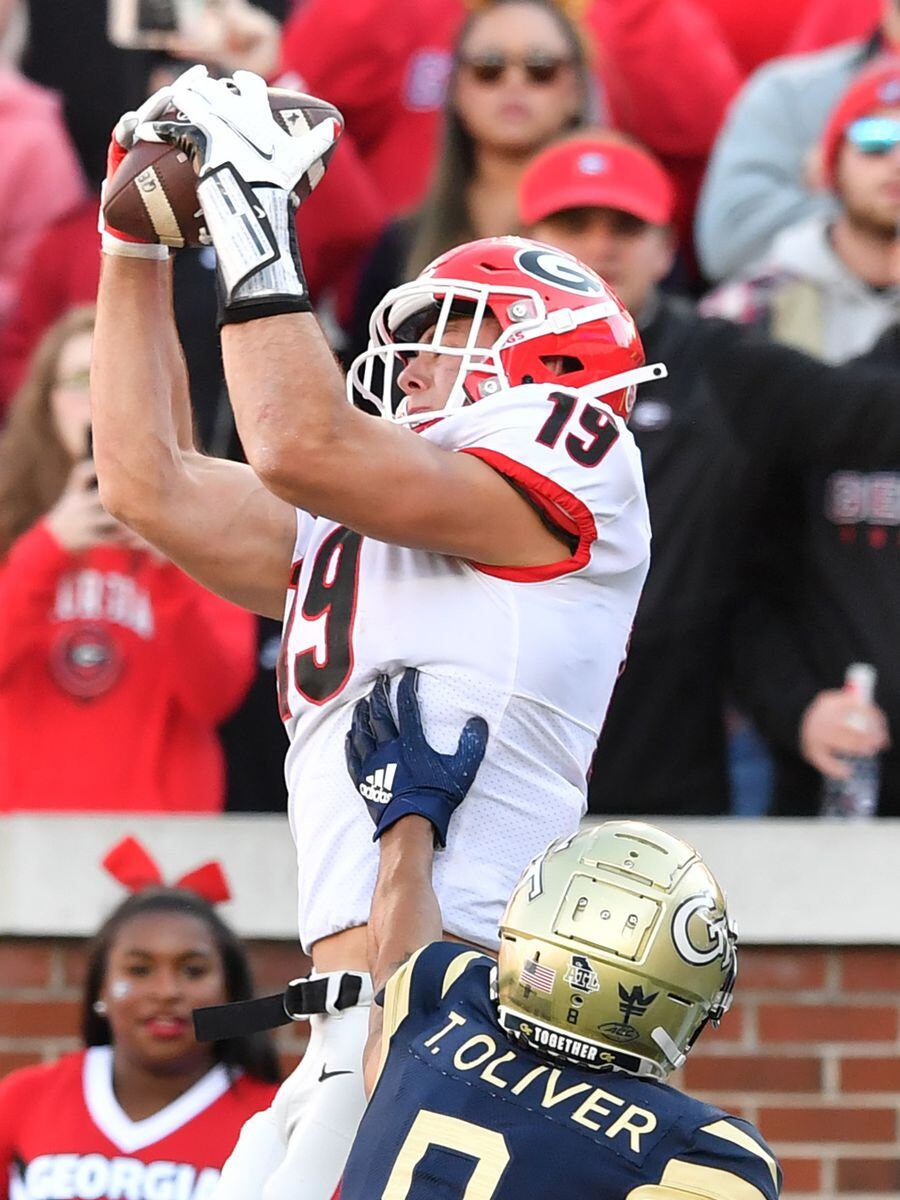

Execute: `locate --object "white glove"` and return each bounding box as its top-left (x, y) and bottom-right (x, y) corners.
top-left (136, 67), bottom-right (341, 316)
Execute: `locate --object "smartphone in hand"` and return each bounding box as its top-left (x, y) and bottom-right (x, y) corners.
top-left (108, 0), bottom-right (210, 50)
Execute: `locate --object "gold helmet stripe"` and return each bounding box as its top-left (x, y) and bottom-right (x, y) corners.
top-left (441, 951), bottom-right (490, 999)
top-left (642, 1159), bottom-right (770, 1200)
top-left (701, 1121), bottom-right (779, 1190)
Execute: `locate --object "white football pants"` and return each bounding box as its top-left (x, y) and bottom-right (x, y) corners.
top-left (212, 973), bottom-right (373, 1200)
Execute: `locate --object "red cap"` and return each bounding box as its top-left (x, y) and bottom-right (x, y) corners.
top-left (821, 56), bottom-right (900, 188)
top-left (518, 136), bottom-right (675, 227)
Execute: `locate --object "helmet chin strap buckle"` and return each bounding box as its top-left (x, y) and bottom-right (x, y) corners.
top-left (651, 1026), bottom-right (686, 1070)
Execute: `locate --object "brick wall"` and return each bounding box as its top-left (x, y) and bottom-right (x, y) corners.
top-left (672, 947), bottom-right (900, 1197)
top-left (2, 940), bottom-right (898, 1197)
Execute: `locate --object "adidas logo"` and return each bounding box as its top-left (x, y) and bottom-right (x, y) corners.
top-left (359, 763), bottom-right (397, 806)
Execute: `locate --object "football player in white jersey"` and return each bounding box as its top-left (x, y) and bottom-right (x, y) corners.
top-left (91, 69), bottom-right (664, 1200)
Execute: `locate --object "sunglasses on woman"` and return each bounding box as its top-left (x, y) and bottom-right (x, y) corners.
top-left (460, 52), bottom-right (572, 85)
top-left (846, 116), bottom-right (900, 155)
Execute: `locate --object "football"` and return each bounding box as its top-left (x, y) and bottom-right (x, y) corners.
top-left (102, 89), bottom-right (343, 249)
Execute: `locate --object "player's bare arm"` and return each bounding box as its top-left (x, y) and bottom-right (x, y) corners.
top-left (135, 68), bottom-right (630, 570)
top-left (344, 670), bottom-right (488, 1094)
top-left (91, 255), bottom-right (296, 619)
top-left (92, 80), bottom-right (295, 618)
top-left (221, 313), bottom-right (571, 568)
top-left (360, 818), bottom-right (441, 1096)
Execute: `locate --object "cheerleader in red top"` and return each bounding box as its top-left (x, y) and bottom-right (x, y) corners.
top-left (0, 307), bottom-right (256, 811)
top-left (0, 839), bottom-right (281, 1200)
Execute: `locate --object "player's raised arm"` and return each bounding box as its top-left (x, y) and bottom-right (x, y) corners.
top-left (139, 69), bottom-right (655, 570)
top-left (344, 669), bottom-right (487, 1093)
top-left (91, 85), bottom-right (296, 619)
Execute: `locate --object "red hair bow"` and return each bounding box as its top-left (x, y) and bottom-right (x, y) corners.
top-left (102, 836), bottom-right (232, 905)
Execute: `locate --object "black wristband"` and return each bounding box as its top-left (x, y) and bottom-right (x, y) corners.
top-left (218, 292), bottom-right (314, 328)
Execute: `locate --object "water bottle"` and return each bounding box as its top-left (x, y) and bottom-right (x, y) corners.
top-left (819, 663), bottom-right (880, 817)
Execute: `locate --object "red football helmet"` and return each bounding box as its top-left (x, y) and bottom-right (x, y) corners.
top-left (347, 236), bottom-right (666, 424)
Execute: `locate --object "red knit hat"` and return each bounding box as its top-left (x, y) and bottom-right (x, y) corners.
top-left (821, 56), bottom-right (900, 188)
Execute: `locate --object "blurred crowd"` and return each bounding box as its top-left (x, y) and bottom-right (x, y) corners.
top-left (0, 0), bottom-right (898, 817)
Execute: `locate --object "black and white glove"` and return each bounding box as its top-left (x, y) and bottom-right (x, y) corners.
top-left (345, 669), bottom-right (488, 849)
top-left (136, 66), bottom-right (341, 323)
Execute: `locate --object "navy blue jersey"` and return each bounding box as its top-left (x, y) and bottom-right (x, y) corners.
top-left (342, 943), bottom-right (781, 1199)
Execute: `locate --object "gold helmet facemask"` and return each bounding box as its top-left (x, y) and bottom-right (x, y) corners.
top-left (495, 821), bottom-right (737, 1079)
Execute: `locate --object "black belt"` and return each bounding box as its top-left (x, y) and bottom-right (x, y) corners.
top-left (193, 973), bottom-right (364, 1042)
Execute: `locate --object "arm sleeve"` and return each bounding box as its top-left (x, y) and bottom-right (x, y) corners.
top-left (0, 522), bottom-right (69, 682)
top-left (150, 566), bottom-right (258, 724)
top-left (590, 0), bottom-right (743, 158)
top-left (694, 63), bottom-right (836, 281)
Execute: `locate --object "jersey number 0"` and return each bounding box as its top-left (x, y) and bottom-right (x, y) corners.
top-left (382, 1111), bottom-right (510, 1198)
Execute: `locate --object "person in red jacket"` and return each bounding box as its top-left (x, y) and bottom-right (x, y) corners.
top-left (0, 837), bottom-right (281, 1200)
top-left (0, 306), bottom-right (256, 811)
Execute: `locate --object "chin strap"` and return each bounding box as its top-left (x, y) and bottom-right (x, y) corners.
top-left (193, 971), bottom-right (368, 1041)
top-left (651, 1025), bottom-right (687, 1071)
top-left (575, 361), bottom-right (668, 404)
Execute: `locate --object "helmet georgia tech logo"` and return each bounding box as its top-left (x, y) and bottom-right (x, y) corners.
top-left (672, 894), bottom-right (735, 969)
top-left (515, 248), bottom-right (605, 295)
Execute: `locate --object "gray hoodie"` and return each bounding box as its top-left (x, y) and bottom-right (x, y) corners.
top-left (696, 38), bottom-right (874, 281)
top-left (700, 212), bottom-right (900, 364)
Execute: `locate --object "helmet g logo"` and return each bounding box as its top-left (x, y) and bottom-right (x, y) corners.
top-left (672, 894), bottom-right (735, 970)
top-left (515, 248), bottom-right (605, 296)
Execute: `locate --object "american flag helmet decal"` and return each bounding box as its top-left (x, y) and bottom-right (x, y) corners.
top-left (519, 958), bottom-right (556, 994)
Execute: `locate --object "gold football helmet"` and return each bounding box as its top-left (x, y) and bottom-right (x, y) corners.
top-left (496, 821), bottom-right (737, 1079)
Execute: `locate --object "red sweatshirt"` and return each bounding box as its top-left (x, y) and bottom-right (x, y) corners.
top-left (0, 1048), bottom-right (277, 1200)
top-left (788, 0), bottom-right (882, 55)
top-left (279, 0), bottom-right (465, 216)
top-left (691, 0), bottom-right (813, 73)
top-left (0, 203), bottom-right (99, 412)
top-left (0, 522), bottom-right (256, 811)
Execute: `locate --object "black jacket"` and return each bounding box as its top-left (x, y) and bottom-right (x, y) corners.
top-left (589, 299), bottom-right (749, 816)
top-left (719, 325), bottom-right (900, 815)
top-left (591, 305), bottom-right (900, 817)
